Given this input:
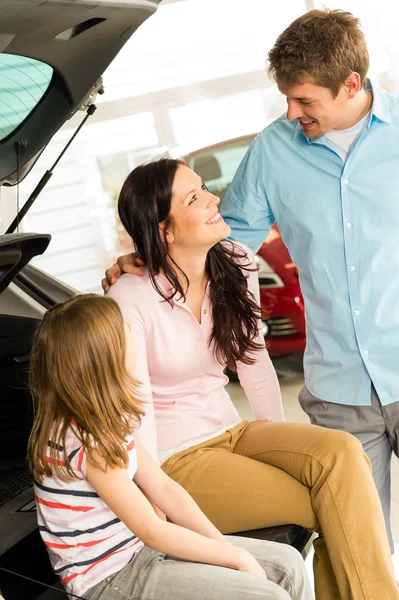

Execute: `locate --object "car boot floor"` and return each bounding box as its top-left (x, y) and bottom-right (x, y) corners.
top-left (0, 491), bottom-right (60, 599)
top-left (0, 464), bottom-right (33, 509)
top-left (0, 486), bottom-right (37, 557)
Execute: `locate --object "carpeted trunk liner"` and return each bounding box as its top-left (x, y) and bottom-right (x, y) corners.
top-left (0, 466), bottom-right (33, 507)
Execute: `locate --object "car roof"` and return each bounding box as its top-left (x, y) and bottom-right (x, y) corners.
top-left (184, 133), bottom-right (257, 159)
top-left (0, 0), bottom-right (161, 185)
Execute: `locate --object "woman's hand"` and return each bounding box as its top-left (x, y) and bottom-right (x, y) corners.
top-left (101, 252), bottom-right (145, 293)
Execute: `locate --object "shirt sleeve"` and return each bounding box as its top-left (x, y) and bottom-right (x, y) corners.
top-left (108, 290), bottom-right (160, 464)
top-left (67, 428), bottom-right (137, 476)
top-left (235, 244), bottom-right (285, 423)
top-left (221, 137), bottom-right (275, 254)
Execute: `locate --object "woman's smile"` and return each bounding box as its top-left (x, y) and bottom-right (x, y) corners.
top-left (205, 212), bottom-right (223, 225)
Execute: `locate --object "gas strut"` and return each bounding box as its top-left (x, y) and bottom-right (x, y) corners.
top-left (6, 104), bottom-right (97, 235)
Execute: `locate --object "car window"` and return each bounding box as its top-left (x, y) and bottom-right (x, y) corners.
top-left (0, 54), bottom-right (53, 142)
top-left (187, 138), bottom-right (254, 201)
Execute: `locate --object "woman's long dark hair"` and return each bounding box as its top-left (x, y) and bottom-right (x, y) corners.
top-left (118, 158), bottom-right (263, 368)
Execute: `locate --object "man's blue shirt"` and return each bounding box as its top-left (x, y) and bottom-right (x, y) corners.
top-left (222, 81), bottom-right (399, 406)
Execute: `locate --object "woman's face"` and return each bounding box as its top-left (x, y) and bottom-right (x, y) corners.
top-left (165, 165), bottom-right (231, 251)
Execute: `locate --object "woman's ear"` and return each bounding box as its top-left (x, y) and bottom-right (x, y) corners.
top-left (159, 222), bottom-right (174, 245)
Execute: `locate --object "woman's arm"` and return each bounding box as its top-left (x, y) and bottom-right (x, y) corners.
top-left (235, 245), bottom-right (285, 422)
top-left (107, 291), bottom-right (160, 461)
top-left (86, 449), bottom-right (266, 579)
top-left (107, 290), bottom-right (166, 520)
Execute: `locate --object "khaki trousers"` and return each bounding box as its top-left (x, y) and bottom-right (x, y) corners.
top-left (299, 384), bottom-right (399, 554)
top-left (162, 420), bottom-right (398, 600)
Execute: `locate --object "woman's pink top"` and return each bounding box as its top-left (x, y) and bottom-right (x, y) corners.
top-left (108, 242), bottom-right (284, 463)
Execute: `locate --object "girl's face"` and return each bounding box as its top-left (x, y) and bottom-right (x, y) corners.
top-left (165, 165), bottom-right (231, 251)
top-left (124, 322), bottom-right (136, 374)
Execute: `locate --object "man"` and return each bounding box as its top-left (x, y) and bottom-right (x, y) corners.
top-left (104, 9), bottom-right (399, 552)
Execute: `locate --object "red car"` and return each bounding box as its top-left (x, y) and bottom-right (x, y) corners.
top-left (184, 135), bottom-right (306, 357)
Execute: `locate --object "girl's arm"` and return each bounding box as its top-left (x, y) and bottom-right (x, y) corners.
top-left (86, 449), bottom-right (265, 578)
top-left (235, 244), bottom-right (285, 422)
top-left (134, 442), bottom-right (224, 541)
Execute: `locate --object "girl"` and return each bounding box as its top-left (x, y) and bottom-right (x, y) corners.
top-left (27, 294), bottom-right (311, 600)
top-left (104, 158), bottom-right (398, 600)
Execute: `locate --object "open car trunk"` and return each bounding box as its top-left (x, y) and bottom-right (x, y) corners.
top-left (0, 306), bottom-right (73, 597)
top-left (0, 234), bottom-right (69, 598)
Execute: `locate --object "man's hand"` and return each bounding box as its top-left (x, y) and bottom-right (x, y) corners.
top-left (102, 252), bottom-right (145, 293)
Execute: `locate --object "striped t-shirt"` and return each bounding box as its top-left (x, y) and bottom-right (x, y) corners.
top-left (34, 426), bottom-right (144, 598)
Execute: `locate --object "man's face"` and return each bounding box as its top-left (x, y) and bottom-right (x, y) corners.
top-left (278, 78), bottom-right (351, 139)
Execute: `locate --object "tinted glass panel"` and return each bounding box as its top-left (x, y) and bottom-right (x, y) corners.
top-left (0, 54), bottom-right (53, 141)
top-left (187, 138), bottom-right (254, 201)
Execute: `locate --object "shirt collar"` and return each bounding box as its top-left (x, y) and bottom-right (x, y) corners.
top-left (292, 78), bottom-right (391, 143)
top-left (292, 122), bottom-right (302, 141)
top-left (368, 78), bottom-right (391, 124)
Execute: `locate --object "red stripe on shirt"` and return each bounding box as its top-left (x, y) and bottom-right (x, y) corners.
top-left (60, 538), bottom-right (142, 585)
top-left (126, 439), bottom-right (135, 452)
top-left (76, 447), bottom-right (85, 472)
top-left (44, 536), bottom-right (111, 550)
top-left (36, 496), bottom-right (93, 512)
top-left (45, 456), bottom-right (65, 466)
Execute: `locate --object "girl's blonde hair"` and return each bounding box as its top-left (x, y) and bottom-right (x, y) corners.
top-left (27, 294), bottom-right (143, 483)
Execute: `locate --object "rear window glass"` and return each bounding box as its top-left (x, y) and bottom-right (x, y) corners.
top-left (187, 138), bottom-right (254, 201)
top-left (0, 54), bottom-right (53, 142)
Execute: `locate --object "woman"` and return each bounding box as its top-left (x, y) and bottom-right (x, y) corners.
top-left (28, 294), bottom-right (310, 600)
top-left (106, 159), bottom-right (398, 600)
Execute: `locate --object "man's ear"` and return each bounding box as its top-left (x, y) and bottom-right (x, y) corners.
top-left (345, 72), bottom-right (362, 98)
top-left (159, 222), bottom-right (174, 245)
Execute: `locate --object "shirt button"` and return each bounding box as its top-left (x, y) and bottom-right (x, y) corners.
top-left (354, 309), bottom-right (360, 316)
top-left (203, 309), bottom-right (207, 314)
top-left (345, 222), bottom-right (352, 229)
top-left (362, 350), bottom-right (369, 356)
top-left (342, 178), bottom-right (349, 184)
top-left (349, 266), bottom-right (356, 272)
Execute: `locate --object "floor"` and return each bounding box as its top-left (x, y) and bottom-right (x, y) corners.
top-left (226, 353), bottom-right (399, 585)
